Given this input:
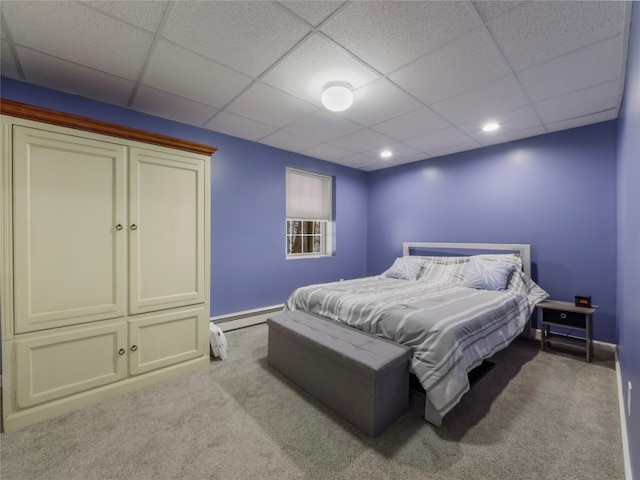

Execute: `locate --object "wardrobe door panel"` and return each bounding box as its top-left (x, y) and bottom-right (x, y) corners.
top-left (128, 307), bottom-right (207, 376)
top-left (13, 126), bottom-right (126, 333)
top-left (129, 148), bottom-right (205, 314)
top-left (15, 322), bottom-right (128, 408)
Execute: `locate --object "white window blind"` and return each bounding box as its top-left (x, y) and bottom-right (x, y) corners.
top-left (286, 168), bottom-right (331, 221)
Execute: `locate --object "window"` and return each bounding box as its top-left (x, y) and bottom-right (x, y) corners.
top-left (286, 168), bottom-right (332, 257)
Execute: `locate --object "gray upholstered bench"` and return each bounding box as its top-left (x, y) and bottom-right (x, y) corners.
top-left (267, 311), bottom-right (412, 437)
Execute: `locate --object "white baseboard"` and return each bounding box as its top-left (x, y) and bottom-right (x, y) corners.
top-left (211, 304), bottom-right (283, 332)
top-left (615, 349), bottom-right (633, 480)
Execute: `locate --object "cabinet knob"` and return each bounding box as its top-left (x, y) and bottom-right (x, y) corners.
top-left (131, 345), bottom-right (138, 352)
top-left (560, 313), bottom-right (567, 319)
top-left (118, 348), bottom-right (126, 356)
top-left (115, 224), bottom-right (123, 231)
top-left (130, 224), bottom-right (138, 230)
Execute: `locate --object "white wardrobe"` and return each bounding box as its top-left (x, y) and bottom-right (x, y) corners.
top-left (1, 100), bottom-right (215, 431)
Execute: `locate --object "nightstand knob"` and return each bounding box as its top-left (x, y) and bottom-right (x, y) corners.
top-left (560, 313), bottom-right (567, 319)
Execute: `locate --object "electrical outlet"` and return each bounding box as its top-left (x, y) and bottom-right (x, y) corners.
top-left (628, 381), bottom-right (632, 417)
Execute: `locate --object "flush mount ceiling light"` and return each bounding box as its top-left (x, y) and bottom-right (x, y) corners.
top-left (482, 122), bottom-right (500, 132)
top-left (321, 82), bottom-right (354, 112)
top-left (380, 150), bottom-right (393, 158)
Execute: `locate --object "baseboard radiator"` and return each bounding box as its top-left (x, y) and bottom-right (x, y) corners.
top-left (211, 304), bottom-right (284, 332)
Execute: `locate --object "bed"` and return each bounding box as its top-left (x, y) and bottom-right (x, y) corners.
top-left (283, 242), bottom-right (548, 426)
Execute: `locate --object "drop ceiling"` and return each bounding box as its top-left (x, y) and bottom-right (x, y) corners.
top-left (0, 1), bottom-right (632, 171)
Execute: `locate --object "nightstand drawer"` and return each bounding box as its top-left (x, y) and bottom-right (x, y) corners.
top-left (542, 309), bottom-right (586, 329)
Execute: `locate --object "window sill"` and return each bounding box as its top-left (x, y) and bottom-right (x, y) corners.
top-left (286, 254), bottom-right (330, 260)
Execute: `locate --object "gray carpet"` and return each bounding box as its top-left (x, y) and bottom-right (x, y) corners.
top-left (0, 324), bottom-right (624, 480)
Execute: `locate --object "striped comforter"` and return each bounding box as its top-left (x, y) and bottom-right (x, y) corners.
top-left (284, 269), bottom-right (548, 420)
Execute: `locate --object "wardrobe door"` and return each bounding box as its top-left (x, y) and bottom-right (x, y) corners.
top-left (15, 322), bottom-right (128, 408)
top-left (128, 147), bottom-right (205, 314)
top-left (13, 126), bottom-right (127, 333)
top-left (128, 307), bottom-right (207, 376)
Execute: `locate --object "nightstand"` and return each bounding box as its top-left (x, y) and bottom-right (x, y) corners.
top-left (537, 300), bottom-right (598, 362)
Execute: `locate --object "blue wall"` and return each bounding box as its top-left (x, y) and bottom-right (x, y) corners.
top-left (0, 78), bottom-right (369, 316)
top-left (209, 134), bottom-right (368, 313)
top-left (616, 2), bottom-right (640, 477)
top-left (0, 77), bottom-right (622, 346)
top-left (367, 123), bottom-right (618, 344)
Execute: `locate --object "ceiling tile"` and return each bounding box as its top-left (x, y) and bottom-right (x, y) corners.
top-left (370, 107), bottom-right (451, 141)
top-left (359, 161), bottom-right (391, 172)
top-left (261, 33), bottom-right (380, 107)
top-left (300, 143), bottom-right (352, 162)
top-left (361, 142), bottom-right (422, 162)
top-left (428, 141), bottom-right (483, 159)
top-left (285, 109), bottom-right (361, 142)
top-left (518, 35), bottom-right (624, 102)
top-left (488, 0), bottom-right (628, 71)
top-left (389, 153), bottom-right (431, 167)
top-left (471, 1), bottom-right (525, 23)
top-left (143, 40), bottom-right (253, 108)
top-left (17, 46), bottom-right (134, 106)
top-left (535, 80), bottom-right (621, 124)
top-left (204, 111), bottom-right (278, 142)
top-left (332, 153), bottom-right (381, 170)
top-left (2, 1), bottom-right (153, 80)
top-left (475, 125), bottom-right (547, 147)
top-left (162, 1), bottom-right (311, 77)
top-left (329, 128), bottom-right (394, 153)
top-left (546, 109), bottom-right (618, 133)
top-left (321, 1), bottom-right (481, 74)
top-left (458, 104), bottom-right (543, 141)
top-left (131, 85), bottom-right (219, 127)
top-left (260, 129), bottom-right (322, 153)
top-left (390, 28), bottom-right (511, 104)
top-left (431, 75), bottom-right (529, 125)
top-left (1, 41), bottom-right (21, 79)
top-left (405, 127), bottom-right (475, 153)
top-left (279, 1), bottom-right (344, 27)
top-left (340, 78), bottom-right (422, 127)
top-left (80, 0), bottom-right (168, 32)
top-left (225, 82), bottom-right (317, 128)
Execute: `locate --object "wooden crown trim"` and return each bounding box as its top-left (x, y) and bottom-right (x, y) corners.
top-left (1, 99), bottom-right (217, 156)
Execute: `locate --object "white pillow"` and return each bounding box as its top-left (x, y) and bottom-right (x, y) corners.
top-left (463, 258), bottom-right (516, 291)
top-left (412, 254), bottom-right (522, 285)
top-left (381, 256), bottom-right (425, 281)
top-left (475, 253), bottom-right (523, 270)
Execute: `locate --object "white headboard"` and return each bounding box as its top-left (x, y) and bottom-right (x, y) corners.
top-left (402, 242), bottom-right (532, 278)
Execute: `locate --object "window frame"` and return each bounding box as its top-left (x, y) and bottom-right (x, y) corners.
top-left (285, 168), bottom-right (333, 259)
top-left (286, 219), bottom-right (326, 257)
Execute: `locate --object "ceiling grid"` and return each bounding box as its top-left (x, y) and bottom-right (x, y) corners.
top-left (0, 0), bottom-right (631, 171)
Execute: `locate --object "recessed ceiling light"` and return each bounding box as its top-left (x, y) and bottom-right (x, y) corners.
top-left (380, 150), bottom-right (393, 158)
top-left (482, 122), bottom-right (500, 132)
top-left (321, 82), bottom-right (354, 112)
